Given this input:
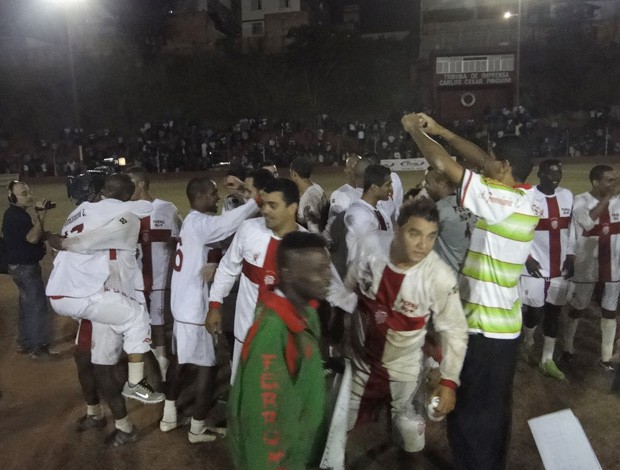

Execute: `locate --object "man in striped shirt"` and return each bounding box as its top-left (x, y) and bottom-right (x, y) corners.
top-left (402, 112), bottom-right (541, 470)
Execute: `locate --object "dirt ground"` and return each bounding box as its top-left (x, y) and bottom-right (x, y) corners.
top-left (0, 169), bottom-right (618, 470)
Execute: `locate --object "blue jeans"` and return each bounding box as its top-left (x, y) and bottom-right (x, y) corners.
top-left (9, 263), bottom-right (51, 351)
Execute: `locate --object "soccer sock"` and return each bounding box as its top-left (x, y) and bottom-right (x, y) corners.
top-left (600, 318), bottom-right (617, 362)
top-left (87, 404), bottom-right (104, 419)
top-left (542, 336), bottom-right (556, 363)
top-left (564, 318), bottom-right (580, 354)
top-left (162, 400), bottom-right (177, 423)
top-left (523, 326), bottom-right (536, 347)
top-left (127, 362), bottom-right (144, 386)
top-left (190, 418), bottom-right (207, 435)
top-left (153, 346), bottom-right (169, 379)
top-left (115, 416), bottom-right (134, 434)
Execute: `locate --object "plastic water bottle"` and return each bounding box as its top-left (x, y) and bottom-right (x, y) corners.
top-left (427, 396), bottom-right (444, 422)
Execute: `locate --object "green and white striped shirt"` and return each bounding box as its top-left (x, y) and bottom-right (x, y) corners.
top-left (458, 170), bottom-right (542, 339)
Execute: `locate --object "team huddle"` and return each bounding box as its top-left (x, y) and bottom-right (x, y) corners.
top-left (34, 113), bottom-right (617, 469)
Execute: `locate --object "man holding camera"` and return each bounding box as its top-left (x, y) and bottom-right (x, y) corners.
top-left (2, 181), bottom-right (57, 359)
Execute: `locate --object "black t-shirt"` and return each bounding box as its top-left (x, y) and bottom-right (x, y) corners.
top-left (1, 205), bottom-right (45, 265)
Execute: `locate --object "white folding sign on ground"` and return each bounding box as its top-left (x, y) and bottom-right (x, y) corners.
top-left (528, 409), bottom-right (602, 470)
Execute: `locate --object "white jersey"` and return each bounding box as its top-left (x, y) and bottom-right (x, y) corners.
top-left (136, 199), bottom-right (182, 294)
top-left (345, 231), bottom-right (468, 383)
top-left (324, 183), bottom-right (361, 241)
top-left (170, 200), bottom-right (258, 324)
top-left (209, 217), bottom-right (354, 343)
top-left (569, 192), bottom-right (620, 282)
top-left (297, 182), bottom-right (328, 233)
top-left (521, 186), bottom-right (573, 278)
top-left (46, 199), bottom-right (152, 298)
top-left (344, 199), bottom-right (393, 263)
top-left (377, 171), bottom-right (403, 221)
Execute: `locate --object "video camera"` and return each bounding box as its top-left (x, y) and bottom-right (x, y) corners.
top-left (66, 158), bottom-right (122, 204)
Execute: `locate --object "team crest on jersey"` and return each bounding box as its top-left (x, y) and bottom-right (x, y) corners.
top-left (602, 224), bottom-right (610, 235)
top-left (551, 218), bottom-right (559, 230)
top-left (264, 270), bottom-right (276, 286)
top-left (141, 231), bottom-right (149, 242)
top-left (375, 308), bottom-right (388, 324)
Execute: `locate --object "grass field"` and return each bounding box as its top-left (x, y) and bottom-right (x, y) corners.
top-left (2, 160), bottom-right (601, 232)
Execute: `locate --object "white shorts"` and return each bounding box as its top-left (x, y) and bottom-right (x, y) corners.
top-left (568, 281), bottom-right (620, 311)
top-left (172, 320), bottom-right (217, 367)
top-left (519, 276), bottom-right (570, 307)
top-left (348, 361), bottom-right (426, 453)
top-left (146, 289), bottom-right (167, 326)
top-left (52, 292), bottom-right (151, 356)
top-left (75, 319), bottom-right (123, 366)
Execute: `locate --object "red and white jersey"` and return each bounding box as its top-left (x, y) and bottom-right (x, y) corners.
top-left (298, 182), bottom-right (328, 233)
top-left (346, 231), bottom-right (468, 383)
top-left (210, 218), bottom-right (294, 342)
top-left (136, 199), bottom-right (182, 295)
top-left (209, 217), bottom-right (354, 343)
top-left (569, 192), bottom-right (620, 282)
top-left (46, 199), bottom-right (152, 298)
top-left (170, 200), bottom-right (258, 324)
top-left (521, 186), bottom-right (573, 278)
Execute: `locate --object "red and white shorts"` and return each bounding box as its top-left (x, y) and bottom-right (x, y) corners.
top-left (348, 356), bottom-right (426, 453)
top-left (519, 276), bottom-right (570, 308)
top-left (75, 319), bottom-right (123, 366)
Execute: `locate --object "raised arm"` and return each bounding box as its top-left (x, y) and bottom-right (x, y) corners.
top-left (402, 113), bottom-right (496, 184)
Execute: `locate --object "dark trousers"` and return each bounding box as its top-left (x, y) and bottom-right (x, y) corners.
top-left (447, 334), bottom-right (520, 470)
top-left (9, 263), bottom-right (50, 350)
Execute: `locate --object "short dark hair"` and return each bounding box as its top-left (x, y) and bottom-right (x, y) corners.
top-left (226, 163), bottom-right (247, 181)
top-left (363, 164), bottom-right (391, 192)
top-left (261, 160), bottom-right (276, 168)
top-left (263, 178), bottom-right (300, 206)
top-left (103, 173), bottom-right (135, 201)
top-left (125, 166), bottom-right (150, 189)
top-left (492, 135), bottom-right (533, 182)
top-left (186, 176), bottom-right (213, 204)
top-left (247, 168), bottom-right (275, 192)
top-left (590, 164), bottom-right (614, 184)
top-left (538, 159), bottom-right (561, 174)
top-left (397, 197), bottom-right (439, 227)
top-left (277, 231), bottom-right (326, 272)
top-left (290, 156), bottom-right (313, 179)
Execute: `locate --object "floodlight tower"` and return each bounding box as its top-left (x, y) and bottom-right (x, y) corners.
top-left (504, 0), bottom-right (522, 108)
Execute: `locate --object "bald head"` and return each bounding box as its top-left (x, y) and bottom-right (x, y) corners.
top-left (102, 174), bottom-right (135, 202)
top-left (353, 157), bottom-right (373, 188)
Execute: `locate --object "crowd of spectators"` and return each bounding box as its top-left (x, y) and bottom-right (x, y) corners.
top-left (0, 107), bottom-right (618, 177)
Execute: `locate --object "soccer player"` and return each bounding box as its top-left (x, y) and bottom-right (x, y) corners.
top-left (205, 178), bottom-right (352, 382)
top-left (289, 156), bottom-right (328, 233)
top-left (518, 159), bottom-right (574, 380)
top-left (563, 165), bottom-right (619, 371)
top-left (205, 179), bottom-right (304, 380)
top-left (324, 153), bottom-right (362, 239)
top-left (161, 176), bottom-right (259, 443)
top-left (344, 163), bottom-right (394, 263)
top-left (345, 198), bottom-right (468, 467)
top-left (46, 174), bottom-right (163, 405)
top-left (126, 166), bottom-right (182, 380)
top-left (227, 232), bottom-right (332, 470)
top-left (402, 112), bottom-right (540, 470)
